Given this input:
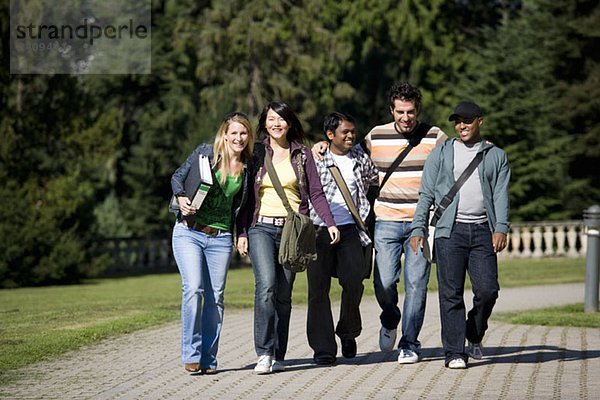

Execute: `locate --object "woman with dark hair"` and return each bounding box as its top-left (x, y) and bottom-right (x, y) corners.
top-left (171, 112), bottom-right (254, 375)
top-left (238, 101), bottom-right (340, 374)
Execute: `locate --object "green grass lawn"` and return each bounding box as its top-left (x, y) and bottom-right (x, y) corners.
top-left (0, 257), bottom-right (588, 383)
top-left (494, 303), bottom-right (600, 328)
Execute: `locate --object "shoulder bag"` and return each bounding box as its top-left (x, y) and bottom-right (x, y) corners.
top-left (264, 151), bottom-right (317, 273)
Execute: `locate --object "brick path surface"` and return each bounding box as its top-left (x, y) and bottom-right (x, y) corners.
top-left (1, 283), bottom-right (598, 399)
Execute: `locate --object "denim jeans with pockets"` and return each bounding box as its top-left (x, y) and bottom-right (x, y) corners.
top-left (373, 220), bottom-right (431, 353)
top-left (172, 221), bottom-right (232, 369)
top-left (248, 222), bottom-right (296, 361)
top-left (435, 222), bottom-right (499, 364)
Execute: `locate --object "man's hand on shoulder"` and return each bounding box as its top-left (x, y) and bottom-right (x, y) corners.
top-left (311, 141), bottom-right (329, 161)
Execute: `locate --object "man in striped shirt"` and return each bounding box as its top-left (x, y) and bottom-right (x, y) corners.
top-left (365, 82), bottom-right (447, 364)
top-left (313, 83), bottom-right (447, 364)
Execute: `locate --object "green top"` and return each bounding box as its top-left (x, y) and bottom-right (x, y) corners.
top-left (195, 171), bottom-right (243, 231)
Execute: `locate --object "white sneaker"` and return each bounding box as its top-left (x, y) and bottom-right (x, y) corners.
top-left (448, 358), bottom-right (467, 369)
top-left (379, 327), bottom-right (397, 352)
top-left (271, 359), bottom-right (285, 372)
top-left (467, 341), bottom-right (484, 360)
top-left (397, 349), bottom-right (420, 364)
top-left (254, 355), bottom-right (273, 374)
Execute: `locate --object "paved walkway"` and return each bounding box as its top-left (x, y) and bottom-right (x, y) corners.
top-left (2, 283), bottom-right (599, 399)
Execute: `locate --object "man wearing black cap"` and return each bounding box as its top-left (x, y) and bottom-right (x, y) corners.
top-left (409, 101), bottom-right (511, 369)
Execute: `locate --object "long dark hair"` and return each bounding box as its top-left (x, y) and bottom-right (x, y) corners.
top-left (257, 101), bottom-right (305, 144)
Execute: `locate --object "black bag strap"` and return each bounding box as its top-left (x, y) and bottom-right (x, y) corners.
top-left (328, 165), bottom-right (367, 232)
top-left (378, 144), bottom-right (414, 196)
top-left (377, 122), bottom-right (430, 196)
top-left (430, 151), bottom-right (484, 226)
top-left (264, 150), bottom-right (294, 214)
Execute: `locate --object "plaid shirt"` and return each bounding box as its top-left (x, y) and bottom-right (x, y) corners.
top-left (309, 146), bottom-right (379, 246)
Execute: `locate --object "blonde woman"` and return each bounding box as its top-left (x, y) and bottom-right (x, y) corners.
top-left (171, 112), bottom-right (254, 374)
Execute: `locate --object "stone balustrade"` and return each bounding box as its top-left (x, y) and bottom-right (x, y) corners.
top-left (96, 237), bottom-right (248, 275)
top-left (96, 237), bottom-right (175, 275)
top-left (501, 220), bottom-right (586, 259)
top-left (97, 220), bottom-right (588, 274)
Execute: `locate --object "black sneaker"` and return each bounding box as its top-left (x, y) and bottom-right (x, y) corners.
top-left (341, 338), bottom-right (357, 358)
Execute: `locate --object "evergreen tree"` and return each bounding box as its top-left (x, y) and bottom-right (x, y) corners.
top-left (111, 0), bottom-right (212, 237)
top-left (539, 0), bottom-right (600, 217)
top-left (191, 0), bottom-right (347, 138)
top-left (6, 0), bottom-right (595, 286)
top-left (0, 1), bottom-right (125, 286)
top-left (452, 0), bottom-right (599, 220)
top-left (0, 72), bottom-right (120, 286)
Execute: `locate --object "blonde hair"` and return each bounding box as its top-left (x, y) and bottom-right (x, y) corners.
top-left (212, 112), bottom-right (255, 185)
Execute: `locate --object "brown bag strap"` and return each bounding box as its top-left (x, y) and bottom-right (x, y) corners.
top-left (264, 150), bottom-right (294, 214)
top-left (328, 165), bottom-right (368, 233)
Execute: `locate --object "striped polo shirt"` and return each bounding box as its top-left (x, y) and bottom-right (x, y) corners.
top-left (365, 121), bottom-right (447, 222)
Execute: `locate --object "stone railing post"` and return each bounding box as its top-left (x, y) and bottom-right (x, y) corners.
top-left (543, 225), bottom-right (555, 257)
top-left (555, 226), bottom-right (566, 257)
top-left (509, 227), bottom-right (521, 258)
top-left (566, 225), bottom-right (579, 258)
top-left (521, 227), bottom-right (532, 258)
top-left (532, 226), bottom-right (543, 258)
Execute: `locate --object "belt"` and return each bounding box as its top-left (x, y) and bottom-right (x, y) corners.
top-left (182, 220), bottom-right (225, 236)
top-left (257, 215), bottom-right (286, 227)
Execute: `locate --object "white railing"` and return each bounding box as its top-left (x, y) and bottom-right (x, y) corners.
top-left (96, 237), bottom-right (174, 275)
top-left (501, 221), bottom-right (586, 259)
top-left (97, 220), bottom-right (588, 274)
top-left (96, 237), bottom-right (248, 275)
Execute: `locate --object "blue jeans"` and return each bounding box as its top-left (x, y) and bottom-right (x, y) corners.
top-left (373, 221), bottom-right (431, 352)
top-left (435, 222), bottom-right (499, 364)
top-left (172, 222), bottom-right (233, 369)
top-left (248, 222), bottom-right (296, 361)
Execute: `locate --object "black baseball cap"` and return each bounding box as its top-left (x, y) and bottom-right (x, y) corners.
top-left (448, 101), bottom-right (483, 121)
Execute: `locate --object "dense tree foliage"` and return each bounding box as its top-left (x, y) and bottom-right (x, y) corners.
top-left (1, 0), bottom-right (598, 286)
top-left (453, 0), bottom-right (599, 221)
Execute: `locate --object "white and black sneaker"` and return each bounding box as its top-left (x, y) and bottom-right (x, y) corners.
top-left (447, 358), bottom-right (467, 369)
top-left (254, 355), bottom-right (273, 374)
top-left (397, 349), bottom-right (420, 364)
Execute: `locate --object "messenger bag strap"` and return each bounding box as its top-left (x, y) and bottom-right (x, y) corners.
top-left (378, 144), bottom-right (413, 197)
top-left (264, 150), bottom-right (294, 214)
top-left (328, 165), bottom-right (367, 232)
top-left (430, 151), bottom-right (484, 226)
top-left (377, 122), bottom-right (430, 196)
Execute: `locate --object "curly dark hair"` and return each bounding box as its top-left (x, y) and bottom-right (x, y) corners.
top-left (388, 82), bottom-right (422, 113)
